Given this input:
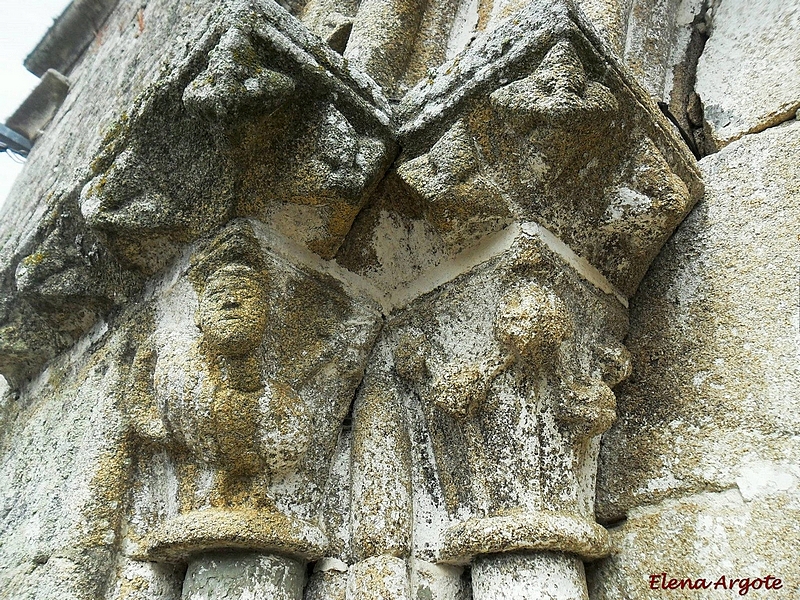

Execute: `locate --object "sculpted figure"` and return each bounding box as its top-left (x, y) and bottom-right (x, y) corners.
top-left (141, 226), bottom-right (311, 516)
top-left (121, 220), bottom-right (384, 569)
top-left (119, 221), bottom-right (385, 595)
top-left (157, 260), bottom-right (311, 508)
top-left (389, 241), bottom-right (631, 600)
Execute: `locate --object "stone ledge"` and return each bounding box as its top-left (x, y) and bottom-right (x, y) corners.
top-left (135, 507), bottom-right (329, 563)
top-left (6, 69), bottom-right (70, 141)
top-left (24, 0), bottom-right (120, 77)
top-left (439, 512), bottom-right (611, 564)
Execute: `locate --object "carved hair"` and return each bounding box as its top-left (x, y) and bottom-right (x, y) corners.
top-left (188, 220), bottom-right (269, 293)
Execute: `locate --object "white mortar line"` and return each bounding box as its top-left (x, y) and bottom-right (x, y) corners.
top-left (248, 219), bottom-right (521, 314)
top-left (520, 223), bottom-right (629, 308)
top-left (245, 218), bottom-right (627, 314)
top-left (385, 224), bottom-right (522, 311)
top-left (246, 218), bottom-right (389, 312)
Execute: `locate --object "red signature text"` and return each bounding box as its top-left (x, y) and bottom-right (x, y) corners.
top-left (648, 573), bottom-right (783, 595)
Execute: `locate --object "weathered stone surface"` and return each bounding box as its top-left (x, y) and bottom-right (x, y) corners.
top-left (347, 555), bottom-right (413, 600)
top-left (108, 559), bottom-right (184, 600)
top-left (0, 214), bottom-right (383, 597)
top-left (0, 0), bottom-right (225, 387)
top-left (80, 0), bottom-right (394, 272)
top-left (305, 560), bottom-right (348, 600)
top-left (409, 559), bottom-right (470, 600)
top-left (0, 194), bottom-right (134, 384)
top-left (695, 0), bottom-right (800, 147)
top-left (300, 0), bottom-right (358, 54)
top-left (338, 0), bottom-right (702, 298)
top-left (0, 0), bottom-right (395, 388)
top-left (24, 0), bottom-right (120, 77)
top-left (0, 0), bottom-right (743, 597)
top-left (344, 0), bottom-right (428, 92)
top-left (0, 295), bottom-right (60, 387)
top-left (587, 489), bottom-right (800, 598)
top-left (622, 0), bottom-right (684, 98)
top-left (0, 321), bottom-right (129, 599)
top-left (575, 0), bottom-right (631, 57)
top-left (597, 121), bottom-right (800, 519)
top-left (182, 552), bottom-right (306, 600)
top-left (347, 229), bottom-right (631, 596)
top-left (341, 0), bottom-right (647, 97)
top-left (610, 1), bottom-right (718, 156)
top-left (351, 367), bottom-right (413, 561)
top-left (2, 0), bottom-right (224, 271)
top-left (473, 551), bottom-right (589, 600)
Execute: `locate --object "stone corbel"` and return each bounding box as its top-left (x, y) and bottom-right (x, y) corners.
top-left (79, 0), bottom-right (395, 276)
top-left (15, 197), bottom-right (135, 336)
top-left (0, 0), bottom-right (396, 387)
top-left (77, 83), bottom-right (236, 275)
top-left (488, 39), bottom-right (618, 127)
top-left (0, 293), bottom-right (60, 388)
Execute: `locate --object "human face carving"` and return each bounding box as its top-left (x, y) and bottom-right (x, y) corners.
top-left (198, 265), bottom-right (268, 355)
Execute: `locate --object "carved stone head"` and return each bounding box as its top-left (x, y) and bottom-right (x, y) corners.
top-left (190, 222), bottom-right (271, 356)
top-left (197, 264), bottom-right (268, 356)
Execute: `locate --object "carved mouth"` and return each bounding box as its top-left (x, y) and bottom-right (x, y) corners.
top-left (218, 314), bottom-right (243, 322)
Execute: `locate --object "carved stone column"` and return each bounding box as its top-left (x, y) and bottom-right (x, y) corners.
top-left (472, 552), bottom-right (590, 600)
top-left (337, 2), bottom-right (701, 597)
top-left (120, 220), bottom-right (383, 596)
top-left (384, 233), bottom-right (629, 599)
top-left (182, 553), bottom-right (305, 600)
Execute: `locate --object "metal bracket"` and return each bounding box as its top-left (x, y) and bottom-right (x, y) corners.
top-left (0, 124), bottom-right (32, 158)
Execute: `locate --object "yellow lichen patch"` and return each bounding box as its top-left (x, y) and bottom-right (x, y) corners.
top-left (80, 442), bottom-right (133, 548)
top-left (115, 574), bottom-right (149, 598)
top-left (91, 112), bottom-right (131, 175)
top-left (20, 251), bottom-right (47, 267)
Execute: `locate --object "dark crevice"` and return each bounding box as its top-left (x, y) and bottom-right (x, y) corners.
top-left (340, 396), bottom-right (355, 434)
top-left (598, 514), bottom-right (628, 529)
top-left (339, 314), bottom-right (386, 437)
top-left (328, 22), bottom-right (353, 55)
top-left (658, 101), bottom-right (701, 159)
top-left (666, 0), bottom-right (713, 158)
top-left (693, 99), bottom-right (798, 154)
top-left (305, 559), bottom-right (316, 586)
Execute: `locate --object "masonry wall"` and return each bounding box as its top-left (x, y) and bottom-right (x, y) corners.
top-left (0, 0), bottom-right (797, 598)
top-left (589, 1), bottom-right (800, 595)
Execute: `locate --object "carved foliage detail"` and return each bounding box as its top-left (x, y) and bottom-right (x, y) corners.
top-left (489, 40), bottom-right (618, 126)
top-left (183, 27), bottom-right (295, 122)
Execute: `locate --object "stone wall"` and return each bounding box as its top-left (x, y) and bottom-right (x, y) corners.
top-left (589, 1), bottom-right (800, 597)
top-left (0, 0), bottom-right (796, 598)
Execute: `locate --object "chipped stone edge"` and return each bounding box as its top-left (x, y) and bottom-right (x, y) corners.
top-left (439, 511), bottom-right (612, 565)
